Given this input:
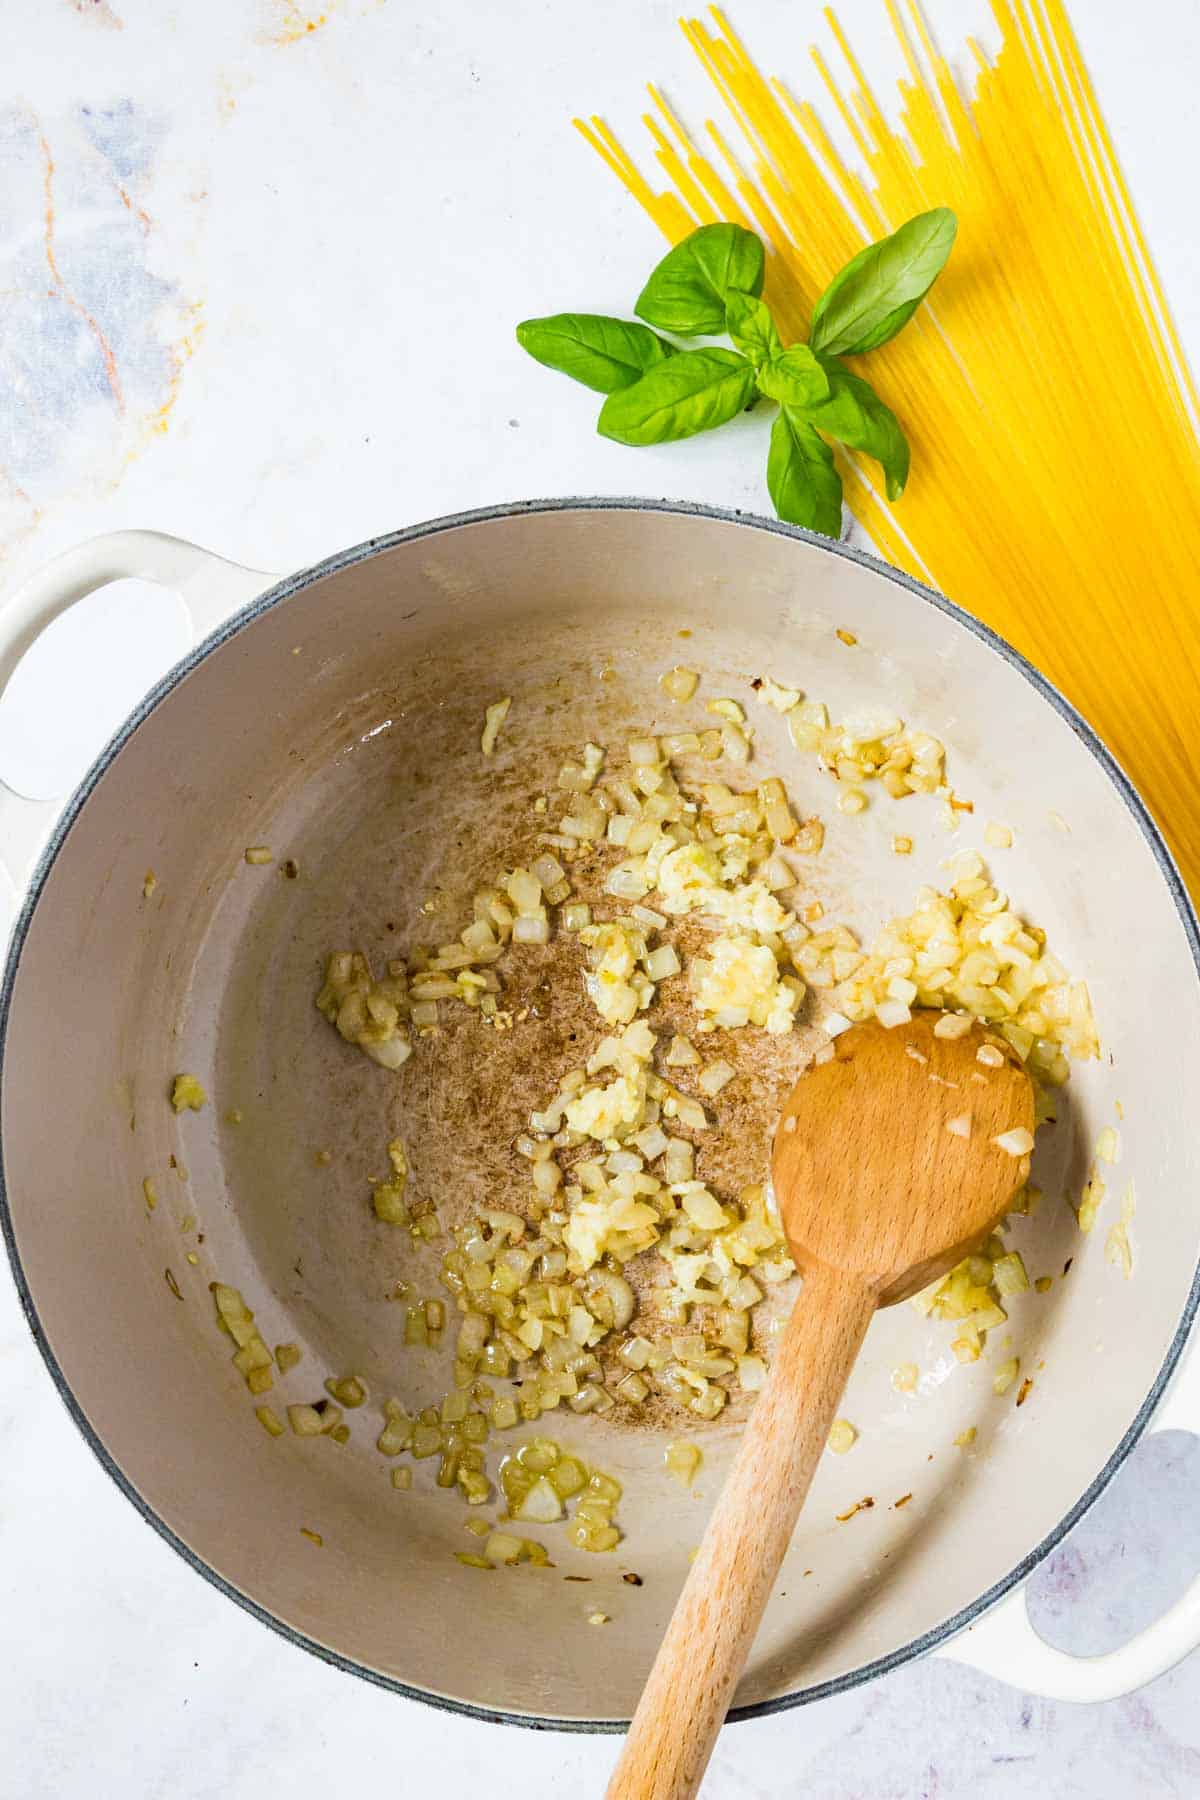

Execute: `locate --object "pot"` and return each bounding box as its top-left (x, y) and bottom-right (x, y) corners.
top-left (3, 499), bottom-right (1200, 1726)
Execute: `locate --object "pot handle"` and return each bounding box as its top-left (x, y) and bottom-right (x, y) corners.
top-left (0, 530), bottom-right (273, 938)
top-left (934, 1335), bottom-right (1200, 1701)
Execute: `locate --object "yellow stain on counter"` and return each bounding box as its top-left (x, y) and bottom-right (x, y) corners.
top-left (265, 3), bottom-right (331, 45)
top-left (579, 2), bottom-right (1200, 898)
top-left (263, 0), bottom-right (385, 49)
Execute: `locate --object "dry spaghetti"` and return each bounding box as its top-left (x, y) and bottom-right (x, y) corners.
top-left (577, 2), bottom-right (1200, 897)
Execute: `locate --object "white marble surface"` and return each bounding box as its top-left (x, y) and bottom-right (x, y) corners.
top-left (4, 1), bottom-right (1200, 1793)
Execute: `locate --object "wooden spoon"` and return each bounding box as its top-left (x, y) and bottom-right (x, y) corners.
top-left (606, 1009), bottom-right (1035, 1800)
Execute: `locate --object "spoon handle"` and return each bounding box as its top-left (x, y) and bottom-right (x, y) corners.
top-left (605, 1265), bottom-right (876, 1800)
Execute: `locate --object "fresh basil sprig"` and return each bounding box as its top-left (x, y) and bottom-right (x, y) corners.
top-left (724, 290), bottom-right (780, 367)
top-left (809, 208), bottom-right (956, 358)
top-left (515, 314), bottom-right (675, 394)
top-left (515, 207), bottom-right (955, 537)
top-left (768, 411), bottom-right (843, 541)
top-left (755, 344), bottom-right (829, 409)
top-left (635, 222), bottom-right (765, 335)
top-left (598, 348), bottom-right (757, 446)
top-left (804, 359), bottom-right (910, 500)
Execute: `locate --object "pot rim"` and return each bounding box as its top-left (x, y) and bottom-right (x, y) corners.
top-left (3, 494), bottom-right (1199, 1731)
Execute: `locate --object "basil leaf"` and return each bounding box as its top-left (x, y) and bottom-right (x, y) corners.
top-left (767, 409), bottom-right (843, 538)
top-left (635, 223), bottom-right (765, 336)
top-left (801, 360), bottom-right (909, 499)
top-left (725, 291), bottom-right (781, 366)
top-left (809, 208), bottom-right (957, 357)
top-left (515, 313), bottom-right (675, 394)
top-left (755, 344), bottom-right (830, 408)
top-left (598, 348), bottom-right (757, 446)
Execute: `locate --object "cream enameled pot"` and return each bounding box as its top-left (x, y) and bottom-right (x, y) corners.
top-left (3, 500), bottom-right (1200, 1726)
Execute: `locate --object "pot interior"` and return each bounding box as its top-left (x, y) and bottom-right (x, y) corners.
top-left (4, 504), bottom-right (1198, 1721)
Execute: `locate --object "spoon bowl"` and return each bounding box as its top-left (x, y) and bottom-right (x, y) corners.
top-left (774, 1010), bottom-right (1036, 1304)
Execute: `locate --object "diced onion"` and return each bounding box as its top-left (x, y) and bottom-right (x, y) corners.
top-left (659, 666), bottom-right (700, 703)
top-left (698, 1060), bottom-right (735, 1097)
top-left (992, 1251), bottom-right (1029, 1296)
top-left (481, 697), bottom-right (512, 757)
top-left (632, 904), bottom-right (668, 929)
top-left (993, 1357), bottom-right (1020, 1395)
top-left (662, 732), bottom-right (701, 756)
top-left (664, 1440), bottom-right (702, 1485)
top-left (606, 862), bottom-right (652, 901)
top-left (532, 853), bottom-right (566, 890)
top-left (994, 1127), bottom-right (1034, 1156)
top-left (755, 676), bottom-right (802, 713)
top-left (325, 1374), bottom-right (367, 1408)
top-left (171, 1074), bottom-right (206, 1113)
top-left (1105, 1182), bottom-right (1136, 1278)
top-left (287, 1404), bottom-right (324, 1437)
top-left (514, 1476), bottom-right (563, 1523)
top-left (722, 723), bottom-right (751, 765)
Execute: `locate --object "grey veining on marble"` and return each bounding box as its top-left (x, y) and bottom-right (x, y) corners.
top-left (3, 1), bottom-right (1200, 1795)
